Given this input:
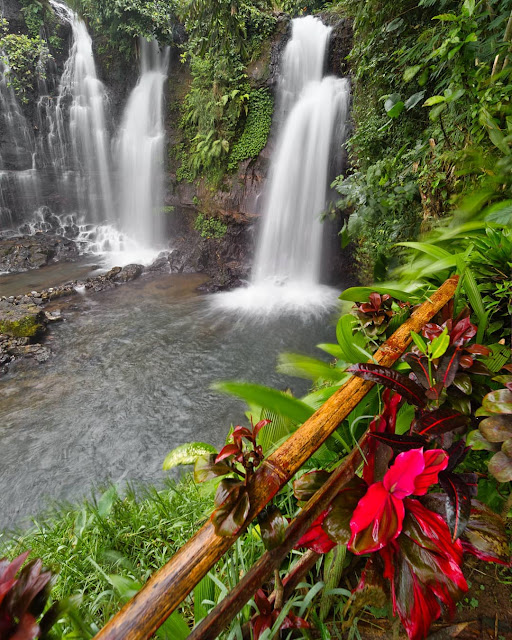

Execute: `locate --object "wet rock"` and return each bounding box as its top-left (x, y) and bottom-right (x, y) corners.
top-left (111, 264), bottom-right (144, 283)
top-left (0, 300), bottom-right (46, 338)
top-left (147, 252), bottom-right (171, 272)
top-left (0, 234), bottom-right (79, 272)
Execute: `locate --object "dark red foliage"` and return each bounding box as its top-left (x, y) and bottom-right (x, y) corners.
top-left (251, 589), bottom-right (311, 639)
top-left (0, 552), bottom-right (57, 640)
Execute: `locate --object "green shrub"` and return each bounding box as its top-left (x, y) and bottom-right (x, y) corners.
top-left (194, 213), bottom-right (228, 239)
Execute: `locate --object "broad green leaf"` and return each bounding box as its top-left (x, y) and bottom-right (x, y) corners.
top-left (163, 442), bottom-right (218, 470)
top-left (387, 101), bottom-right (405, 118)
top-left (404, 91), bottom-right (426, 110)
top-left (339, 285), bottom-right (419, 303)
top-left (194, 575), bottom-right (215, 624)
top-left (158, 611), bottom-right (191, 639)
top-left (463, 0), bottom-right (475, 16)
top-left (336, 315), bottom-right (371, 363)
top-left (317, 343), bottom-right (344, 359)
top-left (433, 13), bottom-right (458, 20)
top-left (397, 241), bottom-right (452, 260)
top-left (410, 330), bottom-right (427, 354)
top-left (484, 199), bottom-right (512, 225)
top-left (213, 381), bottom-right (314, 423)
top-left (466, 430), bottom-right (500, 451)
top-left (481, 389), bottom-right (512, 414)
top-left (482, 343), bottom-right (511, 373)
top-left (384, 93), bottom-right (401, 113)
top-left (403, 65), bottom-right (422, 82)
top-left (429, 328), bottom-right (450, 359)
top-left (277, 353), bottom-right (347, 382)
top-left (423, 95), bottom-right (446, 106)
top-left (429, 102), bottom-right (447, 120)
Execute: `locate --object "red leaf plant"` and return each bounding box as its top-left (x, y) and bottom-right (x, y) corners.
top-left (251, 589), bottom-right (310, 640)
top-left (294, 388), bottom-right (510, 640)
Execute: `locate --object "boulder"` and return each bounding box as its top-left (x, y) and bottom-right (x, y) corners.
top-left (0, 300), bottom-right (46, 338)
top-left (0, 234), bottom-right (79, 272)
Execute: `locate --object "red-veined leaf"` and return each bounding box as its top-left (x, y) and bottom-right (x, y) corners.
top-left (414, 409), bottom-right (470, 437)
top-left (450, 317), bottom-right (476, 347)
top-left (371, 432), bottom-right (426, 451)
top-left (438, 472), bottom-right (471, 541)
top-left (253, 419), bottom-right (271, 439)
top-left (459, 354), bottom-right (474, 368)
top-left (436, 347), bottom-right (462, 388)
top-left (281, 611), bottom-right (312, 630)
top-left (445, 440), bottom-right (470, 472)
top-left (323, 477), bottom-right (366, 545)
top-left (347, 364), bottom-right (426, 407)
top-left (403, 352), bottom-right (430, 389)
top-left (465, 343), bottom-right (491, 356)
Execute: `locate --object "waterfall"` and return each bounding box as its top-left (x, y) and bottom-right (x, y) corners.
top-left (115, 39), bottom-right (169, 249)
top-left (45, 0), bottom-right (114, 223)
top-left (213, 15), bottom-right (350, 316)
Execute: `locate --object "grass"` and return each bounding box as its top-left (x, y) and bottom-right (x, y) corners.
top-left (0, 475), bottom-right (273, 638)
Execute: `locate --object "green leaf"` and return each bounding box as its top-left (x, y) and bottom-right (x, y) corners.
top-left (336, 315), bottom-right (371, 363)
top-left (163, 442), bottom-right (218, 470)
top-left (433, 13), bottom-right (458, 21)
top-left (157, 611), bottom-right (191, 639)
top-left (429, 328), bottom-right (450, 359)
top-left (466, 430), bottom-right (500, 451)
top-left (423, 95), bottom-right (446, 106)
top-left (463, 0), bottom-right (475, 16)
top-left (213, 381), bottom-right (314, 424)
top-left (277, 353), bottom-right (347, 383)
top-left (403, 65), bottom-right (422, 82)
top-left (340, 286), bottom-right (418, 303)
top-left (481, 389), bottom-right (512, 414)
top-left (193, 575), bottom-right (215, 625)
top-left (194, 455), bottom-right (232, 483)
top-left (404, 91), bottom-right (426, 110)
top-left (483, 200), bottom-right (512, 225)
top-left (387, 101), bottom-right (405, 118)
top-left (410, 330), bottom-right (427, 354)
top-left (97, 485), bottom-right (117, 518)
top-left (293, 470), bottom-right (331, 502)
top-left (317, 343), bottom-right (345, 359)
top-left (397, 241), bottom-right (452, 260)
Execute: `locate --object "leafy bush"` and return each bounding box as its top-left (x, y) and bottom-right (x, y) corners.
top-left (0, 18), bottom-right (50, 102)
top-left (194, 213), bottom-right (227, 239)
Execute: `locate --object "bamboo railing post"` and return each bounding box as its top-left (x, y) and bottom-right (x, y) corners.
top-left (94, 276), bottom-right (459, 640)
top-left (188, 434), bottom-right (370, 639)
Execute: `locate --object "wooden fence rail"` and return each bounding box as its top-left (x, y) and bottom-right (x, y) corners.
top-left (94, 275), bottom-right (459, 640)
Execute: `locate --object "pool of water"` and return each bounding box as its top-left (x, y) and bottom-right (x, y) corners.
top-left (0, 271), bottom-right (337, 530)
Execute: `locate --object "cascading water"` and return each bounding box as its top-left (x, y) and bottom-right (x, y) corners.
top-left (44, 0), bottom-right (114, 223)
top-left (213, 15), bottom-right (350, 316)
top-left (115, 39), bottom-right (169, 250)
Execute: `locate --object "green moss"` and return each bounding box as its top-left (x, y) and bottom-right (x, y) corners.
top-left (228, 88), bottom-right (273, 171)
top-left (194, 213), bottom-right (227, 239)
top-left (0, 315), bottom-right (44, 338)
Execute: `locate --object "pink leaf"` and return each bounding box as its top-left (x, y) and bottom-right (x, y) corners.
top-left (413, 449), bottom-right (448, 495)
top-left (383, 449), bottom-right (425, 499)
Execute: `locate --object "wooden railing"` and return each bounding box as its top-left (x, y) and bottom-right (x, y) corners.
top-left (95, 276), bottom-right (459, 640)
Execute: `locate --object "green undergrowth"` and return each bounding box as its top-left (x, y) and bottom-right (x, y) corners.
top-left (194, 212), bottom-right (228, 239)
top-left (0, 478), bottom-right (214, 636)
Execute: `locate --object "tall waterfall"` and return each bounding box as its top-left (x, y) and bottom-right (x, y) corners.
top-left (115, 39), bottom-right (169, 249)
top-left (45, 0), bottom-right (114, 223)
top-left (214, 15), bottom-right (350, 316)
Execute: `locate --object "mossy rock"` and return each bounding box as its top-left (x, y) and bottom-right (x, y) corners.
top-left (0, 303), bottom-right (45, 338)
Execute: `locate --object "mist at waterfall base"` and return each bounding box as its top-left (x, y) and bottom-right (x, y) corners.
top-left (212, 16), bottom-right (350, 318)
top-left (1, 2), bottom-right (168, 268)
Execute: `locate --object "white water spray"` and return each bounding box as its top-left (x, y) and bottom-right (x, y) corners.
top-left (213, 16), bottom-right (350, 316)
top-left (115, 39), bottom-right (169, 249)
top-left (46, 0), bottom-right (114, 223)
